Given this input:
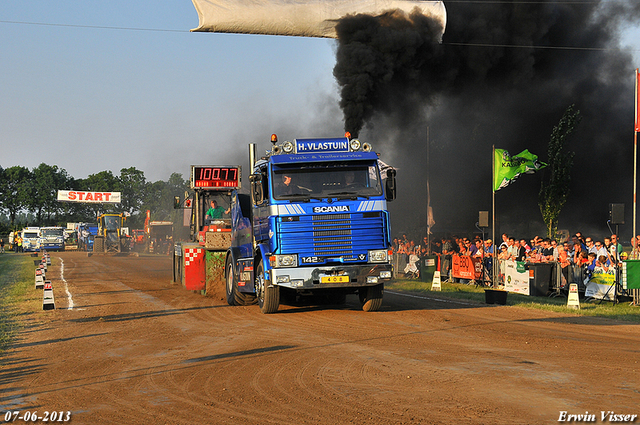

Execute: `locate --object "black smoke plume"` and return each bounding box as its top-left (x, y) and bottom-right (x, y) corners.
top-left (333, 1), bottom-right (640, 241)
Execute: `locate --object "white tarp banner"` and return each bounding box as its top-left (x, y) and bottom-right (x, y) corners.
top-left (57, 190), bottom-right (121, 204)
top-left (191, 0), bottom-right (447, 38)
top-left (585, 268), bottom-right (617, 301)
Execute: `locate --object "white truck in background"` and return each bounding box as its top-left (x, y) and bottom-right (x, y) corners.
top-left (21, 227), bottom-right (41, 252)
top-left (39, 226), bottom-right (66, 251)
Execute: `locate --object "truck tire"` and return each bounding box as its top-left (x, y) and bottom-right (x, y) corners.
top-left (255, 260), bottom-right (279, 314)
top-left (359, 284), bottom-right (383, 312)
top-left (225, 257), bottom-right (257, 306)
top-left (172, 249), bottom-right (179, 283)
top-left (94, 237), bottom-right (104, 253)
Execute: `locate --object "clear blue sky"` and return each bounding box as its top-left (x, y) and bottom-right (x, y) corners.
top-left (1, 0), bottom-right (342, 183)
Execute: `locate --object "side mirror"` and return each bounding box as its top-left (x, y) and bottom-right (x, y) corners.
top-left (385, 169), bottom-right (397, 201)
top-left (174, 196), bottom-right (180, 209)
top-left (250, 174), bottom-right (264, 205)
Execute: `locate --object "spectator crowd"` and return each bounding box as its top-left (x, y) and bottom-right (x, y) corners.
top-left (392, 232), bottom-right (639, 289)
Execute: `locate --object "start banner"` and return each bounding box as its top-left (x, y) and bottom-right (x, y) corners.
top-left (57, 190), bottom-right (121, 204)
top-left (451, 255), bottom-right (482, 280)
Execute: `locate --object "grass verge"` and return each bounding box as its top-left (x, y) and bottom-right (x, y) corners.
top-left (387, 278), bottom-right (640, 323)
top-left (0, 253), bottom-right (42, 355)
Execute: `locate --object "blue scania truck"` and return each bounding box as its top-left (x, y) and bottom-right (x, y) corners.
top-left (174, 134), bottom-right (396, 313)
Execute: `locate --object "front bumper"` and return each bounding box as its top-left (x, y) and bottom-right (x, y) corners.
top-left (270, 263), bottom-right (393, 289)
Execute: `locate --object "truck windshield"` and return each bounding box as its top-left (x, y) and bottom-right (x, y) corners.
top-left (104, 216), bottom-right (120, 230)
top-left (24, 232), bottom-right (38, 239)
top-left (272, 162), bottom-right (382, 200)
top-left (41, 228), bottom-right (64, 237)
top-left (204, 194), bottom-right (232, 227)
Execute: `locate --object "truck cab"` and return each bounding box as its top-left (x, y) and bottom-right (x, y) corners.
top-left (77, 223), bottom-right (98, 251)
top-left (39, 226), bottom-right (66, 251)
top-left (64, 228), bottom-right (78, 250)
top-left (21, 227), bottom-right (41, 252)
top-left (230, 135), bottom-right (396, 313)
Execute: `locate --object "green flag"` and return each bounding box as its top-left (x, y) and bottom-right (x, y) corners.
top-left (494, 149), bottom-right (546, 192)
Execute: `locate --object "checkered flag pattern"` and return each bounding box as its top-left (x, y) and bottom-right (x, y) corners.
top-left (185, 248), bottom-right (203, 266)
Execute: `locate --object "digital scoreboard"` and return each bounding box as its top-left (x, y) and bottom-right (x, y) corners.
top-left (190, 166), bottom-right (241, 189)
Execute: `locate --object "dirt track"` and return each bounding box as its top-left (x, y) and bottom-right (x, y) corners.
top-left (1, 252), bottom-right (639, 424)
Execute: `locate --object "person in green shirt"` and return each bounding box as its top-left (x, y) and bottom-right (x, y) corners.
top-left (206, 200), bottom-right (229, 221)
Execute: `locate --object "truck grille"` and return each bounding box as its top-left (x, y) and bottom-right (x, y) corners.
top-left (277, 212), bottom-right (386, 258)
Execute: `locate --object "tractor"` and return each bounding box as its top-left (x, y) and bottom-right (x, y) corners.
top-left (94, 213), bottom-right (130, 253)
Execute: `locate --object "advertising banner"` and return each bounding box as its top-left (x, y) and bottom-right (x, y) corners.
top-left (451, 255), bottom-right (482, 280)
top-left (494, 149), bottom-right (546, 191)
top-left (503, 260), bottom-right (530, 295)
top-left (622, 260), bottom-right (640, 289)
top-left (57, 190), bottom-right (121, 204)
top-left (585, 269), bottom-right (616, 301)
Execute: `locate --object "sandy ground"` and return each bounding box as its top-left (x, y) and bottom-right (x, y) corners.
top-left (1, 251), bottom-right (639, 424)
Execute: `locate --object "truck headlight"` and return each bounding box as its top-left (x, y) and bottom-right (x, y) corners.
top-left (282, 141), bottom-right (294, 153)
top-left (369, 250), bottom-right (388, 263)
top-left (270, 254), bottom-right (298, 268)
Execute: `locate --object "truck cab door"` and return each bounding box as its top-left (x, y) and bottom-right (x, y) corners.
top-left (250, 168), bottom-right (270, 245)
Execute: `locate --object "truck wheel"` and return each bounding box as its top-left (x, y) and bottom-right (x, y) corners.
top-left (225, 259), bottom-right (237, 305)
top-left (255, 260), bottom-right (279, 314)
top-left (359, 284), bottom-right (383, 312)
top-left (94, 237), bottom-right (104, 253)
top-left (172, 250), bottom-right (178, 283)
top-left (172, 248), bottom-right (183, 284)
top-left (225, 258), bottom-right (257, 306)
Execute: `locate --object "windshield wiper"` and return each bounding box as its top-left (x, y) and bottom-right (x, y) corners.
top-left (278, 194), bottom-right (312, 201)
top-left (327, 191), bottom-right (370, 200)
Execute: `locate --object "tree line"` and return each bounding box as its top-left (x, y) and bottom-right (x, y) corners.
top-left (0, 164), bottom-right (190, 235)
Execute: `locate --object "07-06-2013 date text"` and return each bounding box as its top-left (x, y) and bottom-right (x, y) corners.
top-left (3, 411), bottom-right (71, 422)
